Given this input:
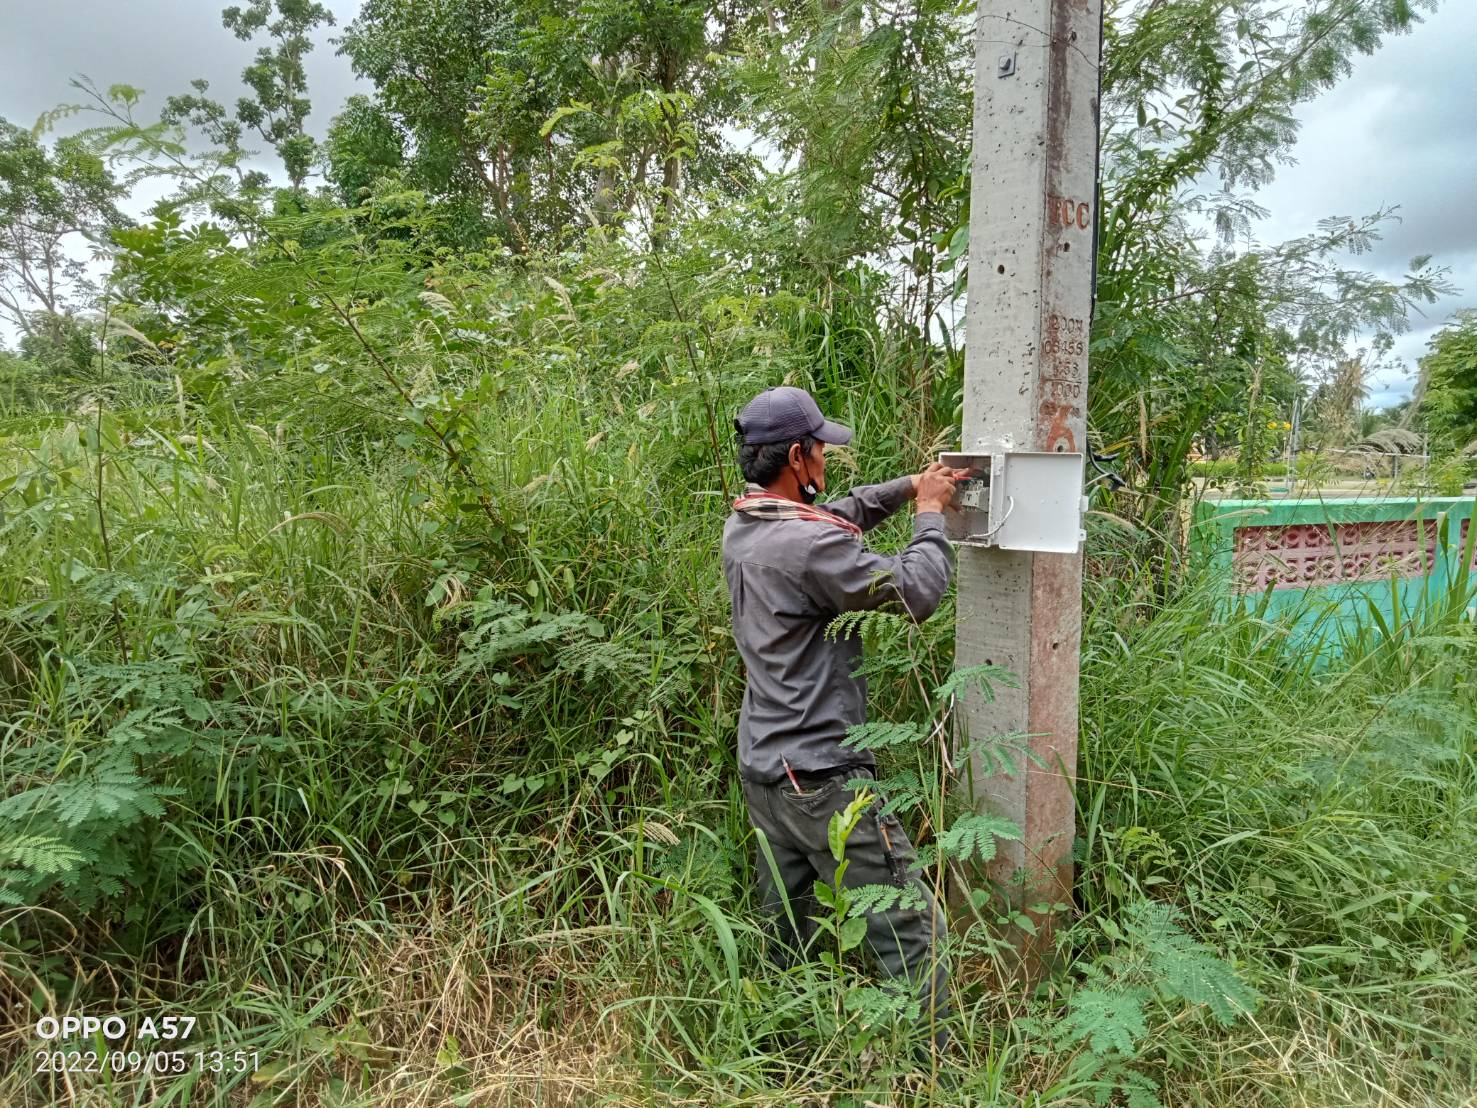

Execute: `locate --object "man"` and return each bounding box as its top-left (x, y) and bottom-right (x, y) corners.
top-left (720, 384), bottom-right (971, 1055)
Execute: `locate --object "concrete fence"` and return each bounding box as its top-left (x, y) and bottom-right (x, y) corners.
top-left (1191, 495), bottom-right (1477, 656)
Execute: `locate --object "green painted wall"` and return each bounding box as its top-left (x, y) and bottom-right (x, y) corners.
top-left (1190, 495), bottom-right (1477, 659)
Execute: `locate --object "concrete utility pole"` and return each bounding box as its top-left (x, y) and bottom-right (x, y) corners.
top-left (956, 0), bottom-right (1103, 972)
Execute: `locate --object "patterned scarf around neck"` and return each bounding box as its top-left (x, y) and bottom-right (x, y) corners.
top-left (731, 482), bottom-right (861, 536)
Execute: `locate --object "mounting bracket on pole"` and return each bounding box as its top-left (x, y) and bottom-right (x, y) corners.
top-left (937, 450), bottom-right (1086, 553)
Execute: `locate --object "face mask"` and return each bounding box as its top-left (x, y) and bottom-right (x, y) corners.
top-left (797, 450), bottom-right (819, 505)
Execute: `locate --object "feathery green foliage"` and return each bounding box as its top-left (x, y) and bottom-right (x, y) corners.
top-left (0, 1), bottom-right (1473, 1103)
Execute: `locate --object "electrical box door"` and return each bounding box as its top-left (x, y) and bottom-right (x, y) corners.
top-left (937, 451), bottom-right (1086, 554)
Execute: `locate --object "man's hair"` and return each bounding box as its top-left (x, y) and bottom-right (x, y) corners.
top-left (736, 423), bottom-right (817, 487)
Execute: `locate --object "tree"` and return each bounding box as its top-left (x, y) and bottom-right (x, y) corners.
top-left (1311, 355), bottom-right (1369, 450)
top-left (322, 94), bottom-right (405, 205)
top-left (1416, 312), bottom-right (1477, 454)
top-left (1088, 0), bottom-right (1448, 522)
top-left (335, 0), bottom-right (755, 250)
top-left (0, 118), bottom-right (126, 349)
top-left (735, 0), bottom-right (1451, 522)
top-left (163, 0), bottom-right (335, 191)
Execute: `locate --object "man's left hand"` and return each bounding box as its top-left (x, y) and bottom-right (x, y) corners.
top-left (909, 461), bottom-right (975, 498)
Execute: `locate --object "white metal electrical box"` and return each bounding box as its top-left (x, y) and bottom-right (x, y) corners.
top-left (937, 451), bottom-right (1086, 553)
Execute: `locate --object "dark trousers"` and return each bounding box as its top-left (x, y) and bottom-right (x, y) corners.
top-left (741, 766), bottom-right (952, 1049)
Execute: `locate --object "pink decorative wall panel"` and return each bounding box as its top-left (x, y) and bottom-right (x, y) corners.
top-left (1232, 519), bottom-right (1439, 592)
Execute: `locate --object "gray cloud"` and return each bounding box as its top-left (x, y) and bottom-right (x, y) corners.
top-left (0, 0), bottom-right (367, 154)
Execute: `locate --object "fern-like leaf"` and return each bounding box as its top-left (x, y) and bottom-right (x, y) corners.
top-left (1128, 901), bottom-right (1259, 1024)
top-left (937, 812), bottom-right (1022, 863)
top-left (850, 769), bottom-right (922, 816)
top-left (847, 883), bottom-right (926, 917)
top-left (104, 705), bottom-right (196, 756)
top-left (841, 720), bottom-right (926, 752)
top-left (51, 762), bottom-right (179, 828)
top-left (71, 656), bottom-right (200, 708)
top-left (553, 636), bottom-right (646, 686)
top-left (824, 608), bottom-right (908, 643)
top-left (1057, 986), bottom-right (1150, 1056)
top-left (0, 833), bottom-right (87, 875)
top-left (934, 663), bottom-right (1019, 703)
top-left (444, 598), bottom-right (604, 682)
top-left (843, 981), bottom-right (920, 1028)
top-left (956, 730), bottom-right (1029, 777)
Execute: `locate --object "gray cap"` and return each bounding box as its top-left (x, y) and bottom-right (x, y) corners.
top-left (735, 386), bottom-right (853, 446)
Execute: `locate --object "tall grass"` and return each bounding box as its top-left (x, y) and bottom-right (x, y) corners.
top-left (1, 271), bottom-right (1474, 1106)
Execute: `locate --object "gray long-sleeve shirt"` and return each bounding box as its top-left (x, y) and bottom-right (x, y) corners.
top-left (721, 475), bottom-right (955, 784)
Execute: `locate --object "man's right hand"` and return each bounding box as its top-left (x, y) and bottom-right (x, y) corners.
top-left (915, 463), bottom-right (975, 513)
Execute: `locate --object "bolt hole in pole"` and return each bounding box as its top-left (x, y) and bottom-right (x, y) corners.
top-left (1062, 242), bottom-right (1070, 252)
top-left (997, 264), bottom-right (1006, 274)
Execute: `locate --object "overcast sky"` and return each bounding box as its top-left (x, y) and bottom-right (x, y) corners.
top-left (2, 1), bottom-right (1473, 408)
top-left (0, 0), bottom-right (368, 152)
top-left (1238, 3), bottom-right (1477, 408)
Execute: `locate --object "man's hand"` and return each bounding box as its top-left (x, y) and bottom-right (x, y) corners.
top-left (912, 462), bottom-right (976, 513)
top-left (908, 461), bottom-right (952, 497)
